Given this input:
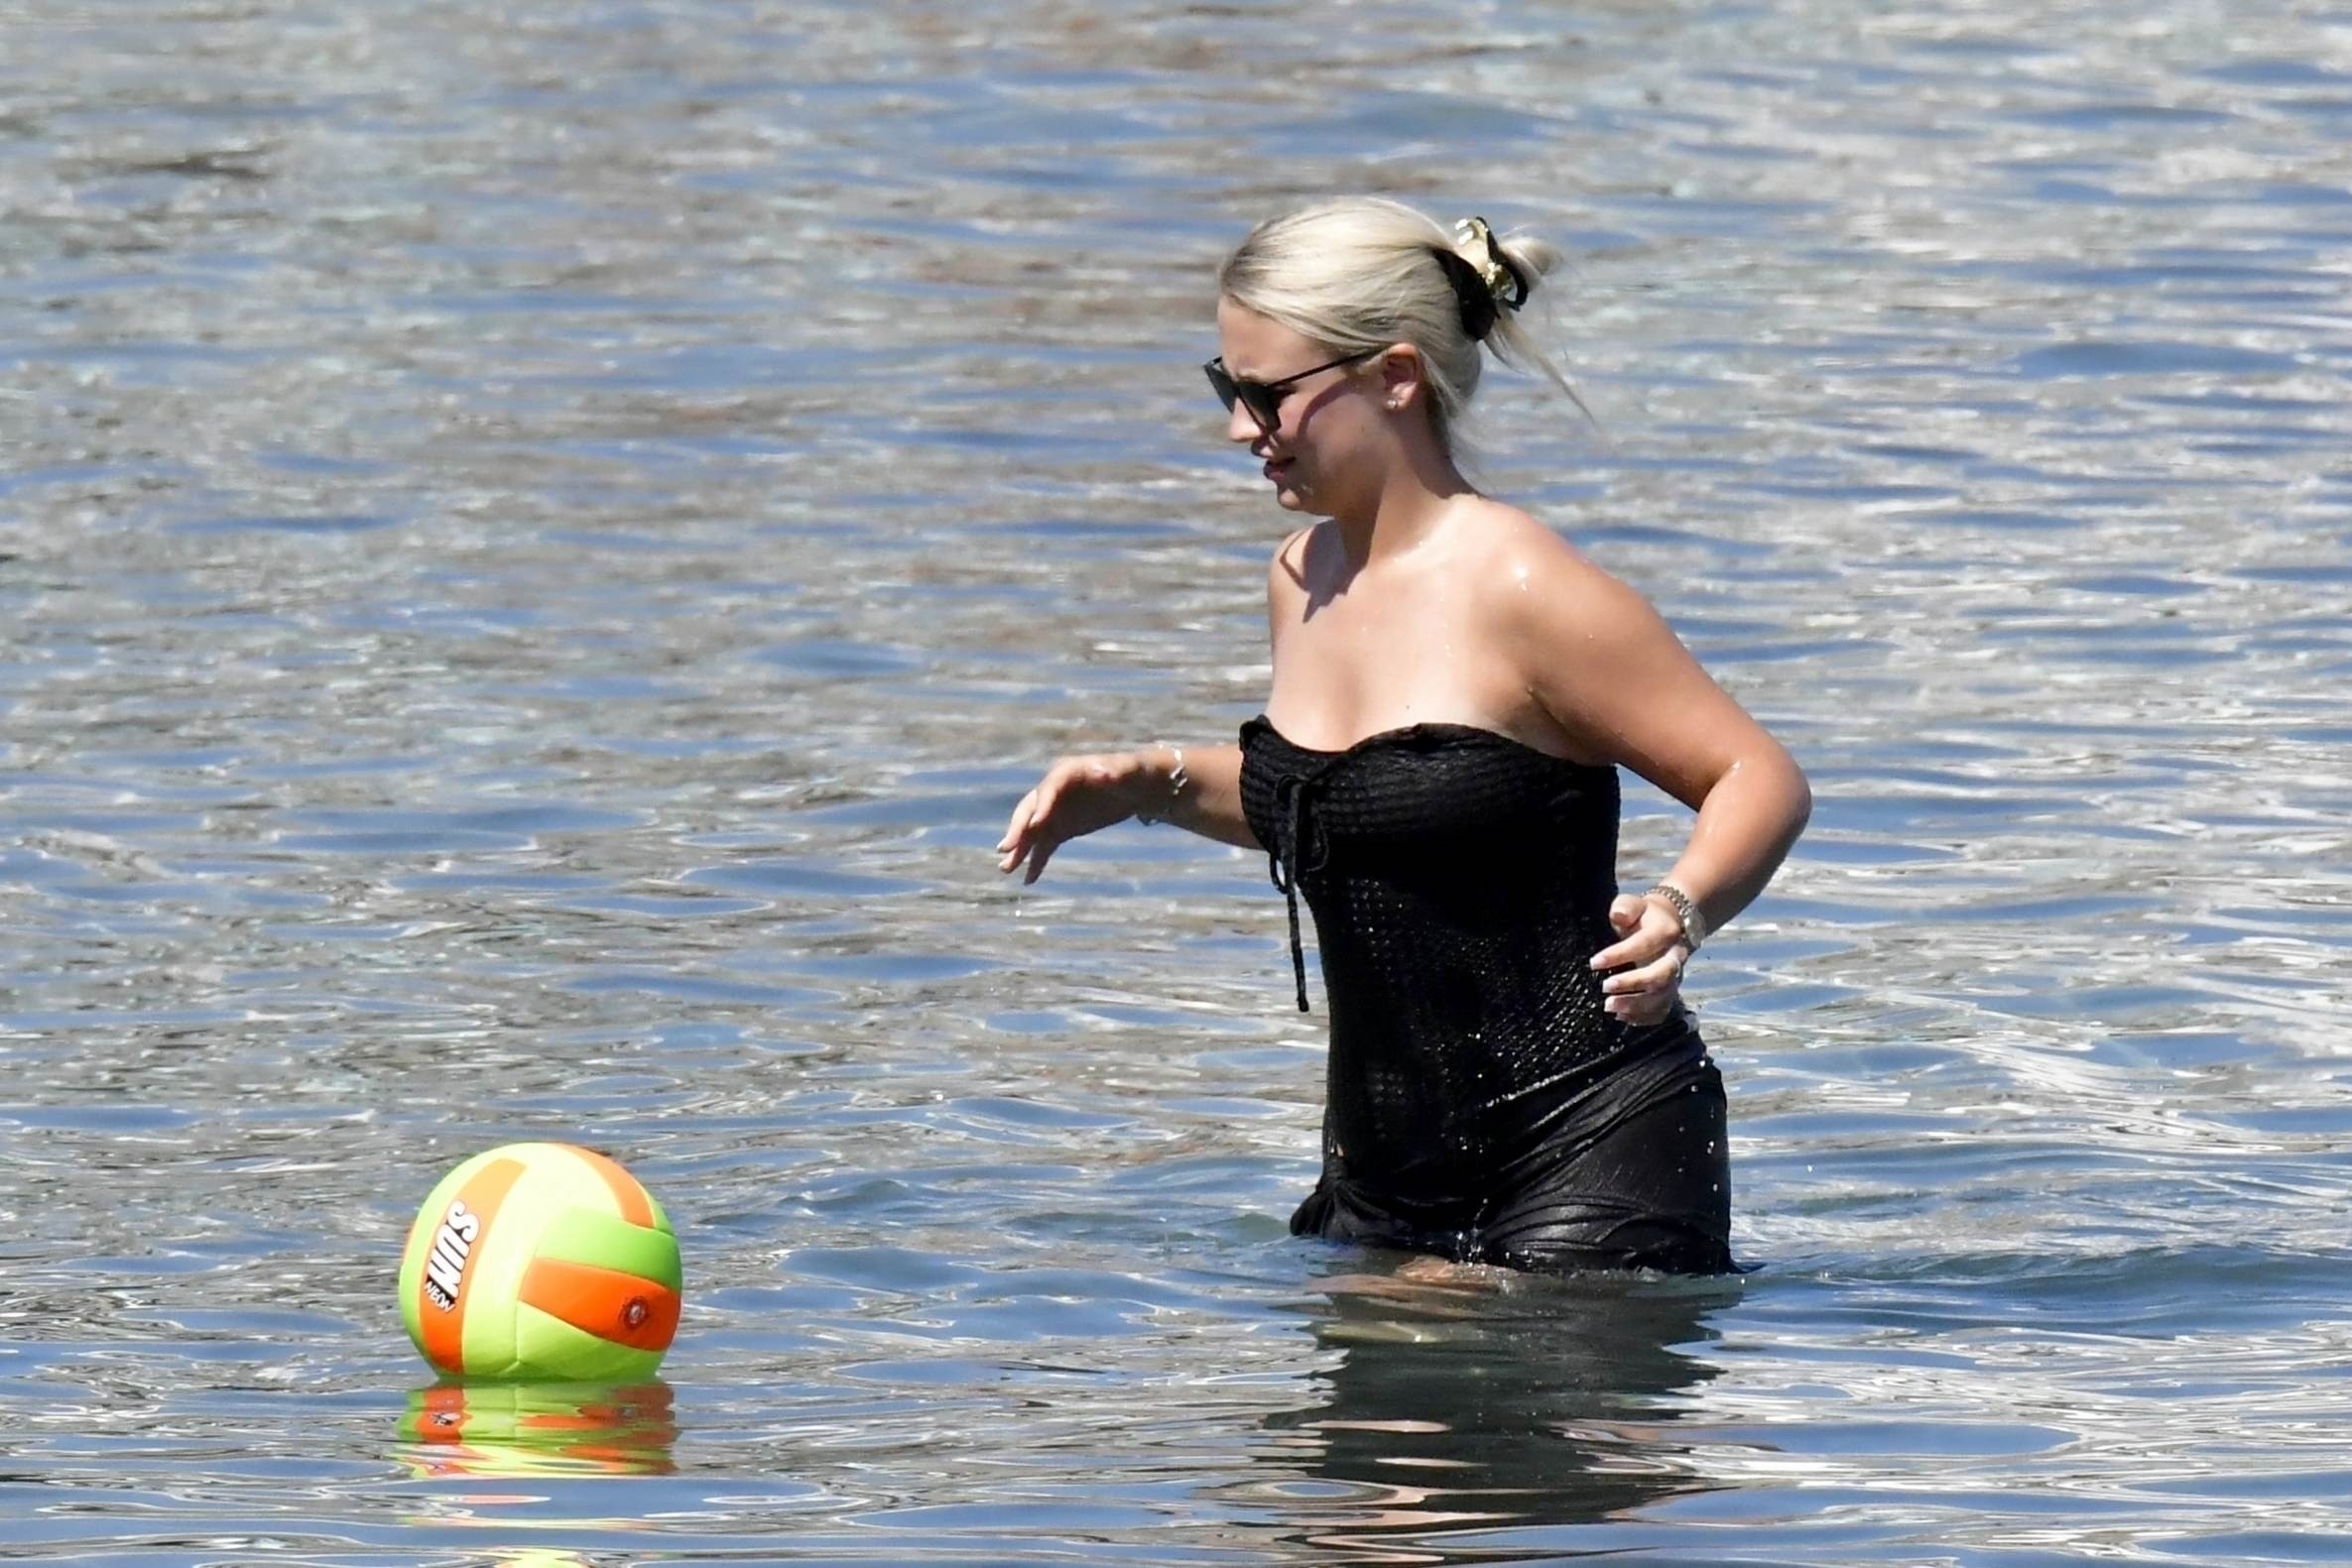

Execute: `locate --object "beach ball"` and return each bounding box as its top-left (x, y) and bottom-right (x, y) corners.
top-left (399, 1142), bottom-right (681, 1381)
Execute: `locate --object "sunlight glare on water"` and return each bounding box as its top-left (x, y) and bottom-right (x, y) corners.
top-left (3, 1), bottom-right (2351, 1563)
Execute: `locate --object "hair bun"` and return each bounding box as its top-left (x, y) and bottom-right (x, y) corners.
top-left (1432, 247), bottom-right (1500, 341)
top-left (1453, 217), bottom-right (1533, 312)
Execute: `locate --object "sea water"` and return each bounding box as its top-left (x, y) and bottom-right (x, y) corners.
top-left (4, 1), bottom-right (2351, 1563)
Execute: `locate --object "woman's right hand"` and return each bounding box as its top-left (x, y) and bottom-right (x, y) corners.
top-left (997, 749), bottom-right (1171, 884)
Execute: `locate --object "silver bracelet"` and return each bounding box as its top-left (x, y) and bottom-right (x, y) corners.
top-left (1645, 881), bottom-right (1707, 952)
top-left (1135, 743), bottom-right (1188, 823)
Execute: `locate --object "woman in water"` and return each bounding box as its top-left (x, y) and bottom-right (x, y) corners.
top-left (997, 197), bottom-right (1809, 1274)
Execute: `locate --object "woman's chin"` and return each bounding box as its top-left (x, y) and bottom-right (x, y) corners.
top-left (1265, 467), bottom-right (1316, 512)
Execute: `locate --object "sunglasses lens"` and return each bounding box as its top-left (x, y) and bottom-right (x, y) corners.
top-left (1203, 361), bottom-right (1239, 412)
top-left (1203, 358), bottom-right (1283, 432)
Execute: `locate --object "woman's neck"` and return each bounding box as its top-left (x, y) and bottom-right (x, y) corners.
top-left (1328, 440), bottom-right (1476, 564)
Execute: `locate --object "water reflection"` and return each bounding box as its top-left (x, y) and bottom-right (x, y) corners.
top-left (396, 1381), bottom-right (677, 1480)
top-left (1254, 1262), bottom-right (1735, 1557)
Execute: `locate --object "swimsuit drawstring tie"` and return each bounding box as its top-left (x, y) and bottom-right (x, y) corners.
top-left (1267, 770), bottom-right (1334, 1013)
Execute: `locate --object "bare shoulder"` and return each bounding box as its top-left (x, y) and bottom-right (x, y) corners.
top-left (1467, 502), bottom-right (1730, 771)
top-left (1460, 500), bottom-right (1653, 629)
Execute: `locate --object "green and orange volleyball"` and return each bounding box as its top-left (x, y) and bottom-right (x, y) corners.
top-left (398, 1143), bottom-right (681, 1381)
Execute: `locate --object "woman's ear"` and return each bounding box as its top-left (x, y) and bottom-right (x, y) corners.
top-left (1378, 343), bottom-right (1424, 411)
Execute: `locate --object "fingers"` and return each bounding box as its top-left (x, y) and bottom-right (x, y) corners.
top-left (998, 818), bottom-right (1063, 884)
top-left (996, 788), bottom-right (1041, 870)
top-left (1593, 892), bottom-right (1693, 1025)
top-left (1612, 993), bottom-right (1676, 1026)
top-left (1590, 894), bottom-right (1679, 972)
top-left (1600, 940), bottom-right (1687, 1023)
top-left (1018, 775), bottom-right (1070, 883)
top-left (995, 760), bottom-right (1093, 883)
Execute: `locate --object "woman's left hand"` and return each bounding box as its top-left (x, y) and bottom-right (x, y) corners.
top-left (1591, 894), bottom-right (1690, 1025)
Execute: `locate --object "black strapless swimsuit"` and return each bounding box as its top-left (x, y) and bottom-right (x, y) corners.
top-left (1238, 716), bottom-right (1734, 1275)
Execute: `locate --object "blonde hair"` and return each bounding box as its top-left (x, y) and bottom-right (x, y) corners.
top-left (1215, 196), bottom-right (1588, 456)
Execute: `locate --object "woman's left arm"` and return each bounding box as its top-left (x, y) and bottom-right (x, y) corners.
top-left (1508, 537), bottom-right (1812, 1022)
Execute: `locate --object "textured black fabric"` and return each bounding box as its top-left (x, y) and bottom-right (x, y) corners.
top-left (1239, 717), bottom-right (1734, 1275)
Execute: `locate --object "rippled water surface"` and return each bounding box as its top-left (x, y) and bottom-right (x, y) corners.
top-left (6, 1), bottom-right (2352, 1563)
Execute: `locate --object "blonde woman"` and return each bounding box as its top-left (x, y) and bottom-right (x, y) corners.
top-left (999, 197), bottom-right (1809, 1274)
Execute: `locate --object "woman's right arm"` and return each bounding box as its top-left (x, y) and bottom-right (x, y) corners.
top-left (996, 742), bottom-right (1257, 885)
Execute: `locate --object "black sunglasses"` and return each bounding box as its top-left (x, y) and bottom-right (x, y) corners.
top-left (1203, 349), bottom-right (1379, 434)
